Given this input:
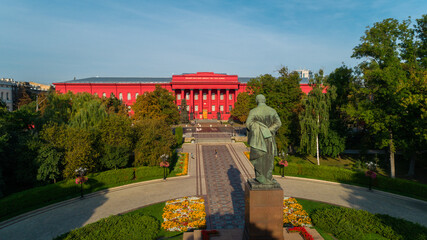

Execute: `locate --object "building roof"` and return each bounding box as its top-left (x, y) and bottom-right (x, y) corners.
top-left (64, 77), bottom-right (172, 84)
top-left (61, 76), bottom-right (254, 84)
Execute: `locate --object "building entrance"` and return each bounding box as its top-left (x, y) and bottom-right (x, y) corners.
top-left (203, 109), bottom-right (208, 119)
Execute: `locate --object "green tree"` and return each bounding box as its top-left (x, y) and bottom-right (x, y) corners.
top-left (69, 93), bottom-right (108, 130)
top-left (230, 92), bottom-right (252, 123)
top-left (299, 70), bottom-right (334, 165)
top-left (247, 67), bottom-right (304, 152)
top-left (99, 114), bottom-right (133, 169)
top-left (36, 145), bottom-right (63, 183)
top-left (133, 119), bottom-right (176, 166)
top-left (180, 98), bottom-right (189, 123)
top-left (63, 127), bottom-right (98, 178)
top-left (350, 17), bottom-right (427, 178)
top-left (132, 85), bottom-right (179, 125)
top-left (102, 93), bottom-right (128, 116)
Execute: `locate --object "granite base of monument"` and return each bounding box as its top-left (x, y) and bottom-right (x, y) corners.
top-left (243, 181), bottom-right (284, 240)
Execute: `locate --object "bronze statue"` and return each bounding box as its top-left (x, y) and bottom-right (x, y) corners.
top-left (247, 94), bottom-right (282, 187)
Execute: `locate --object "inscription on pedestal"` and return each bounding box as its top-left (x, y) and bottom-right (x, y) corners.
top-left (244, 182), bottom-right (283, 240)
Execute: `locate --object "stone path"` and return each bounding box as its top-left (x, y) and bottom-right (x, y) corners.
top-left (202, 145), bottom-right (245, 229)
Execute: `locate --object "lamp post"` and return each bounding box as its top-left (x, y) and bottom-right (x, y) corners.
top-left (160, 154), bottom-right (169, 180)
top-left (75, 167), bottom-right (87, 199)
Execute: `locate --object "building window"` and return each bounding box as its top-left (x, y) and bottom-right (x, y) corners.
top-left (203, 93), bottom-right (207, 100)
top-left (103, 92), bottom-right (106, 98)
top-left (229, 93), bottom-right (233, 100)
top-left (186, 105), bottom-right (190, 111)
top-left (212, 105), bottom-right (215, 111)
top-left (195, 93), bottom-right (198, 100)
top-left (119, 93), bottom-right (123, 100)
top-left (6, 92), bottom-right (8, 100)
top-left (195, 105), bottom-right (198, 111)
top-left (220, 92), bottom-right (224, 100)
top-left (212, 93), bottom-right (215, 100)
top-left (186, 92), bottom-right (190, 100)
top-left (94, 93), bottom-right (98, 97)
top-left (177, 93), bottom-right (181, 100)
top-left (229, 105), bottom-right (232, 111)
top-left (1, 92), bottom-right (3, 99)
top-left (127, 93), bottom-right (131, 100)
top-left (220, 105), bottom-right (224, 112)
top-left (135, 93), bottom-right (139, 99)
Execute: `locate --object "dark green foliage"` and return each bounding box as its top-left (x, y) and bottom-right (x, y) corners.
top-left (55, 214), bottom-right (159, 240)
top-left (36, 145), bottom-right (63, 183)
top-left (320, 129), bottom-right (345, 158)
top-left (133, 119), bottom-right (176, 166)
top-left (247, 67), bottom-right (303, 151)
top-left (100, 146), bottom-right (130, 169)
top-left (174, 126), bottom-right (183, 146)
top-left (180, 98), bottom-right (189, 123)
top-left (312, 207), bottom-right (427, 240)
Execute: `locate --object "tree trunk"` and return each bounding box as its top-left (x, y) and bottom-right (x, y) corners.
top-left (407, 153), bottom-right (416, 178)
top-left (317, 114), bottom-right (320, 165)
top-left (389, 132), bottom-right (395, 178)
top-left (316, 133), bottom-right (320, 165)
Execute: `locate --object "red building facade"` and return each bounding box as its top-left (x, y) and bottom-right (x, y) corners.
top-left (54, 72), bottom-right (312, 120)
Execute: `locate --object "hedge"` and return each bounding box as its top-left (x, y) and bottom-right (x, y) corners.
top-left (274, 162), bottom-right (427, 201)
top-left (54, 214), bottom-right (159, 240)
top-left (311, 207), bottom-right (427, 240)
top-left (0, 166), bottom-right (176, 221)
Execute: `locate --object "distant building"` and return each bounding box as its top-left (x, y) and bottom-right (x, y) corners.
top-left (0, 78), bottom-right (17, 111)
top-left (54, 72), bottom-right (316, 120)
top-left (295, 69), bottom-right (313, 84)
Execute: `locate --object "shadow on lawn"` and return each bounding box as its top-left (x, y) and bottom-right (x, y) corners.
top-left (0, 178), bottom-right (108, 240)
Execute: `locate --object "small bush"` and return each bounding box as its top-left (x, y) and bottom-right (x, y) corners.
top-left (55, 213), bottom-right (159, 240)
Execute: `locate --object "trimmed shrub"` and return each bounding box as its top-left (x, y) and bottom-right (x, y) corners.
top-left (311, 207), bottom-right (427, 240)
top-left (174, 127), bottom-right (183, 146)
top-left (55, 213), bottom-right (159, 240)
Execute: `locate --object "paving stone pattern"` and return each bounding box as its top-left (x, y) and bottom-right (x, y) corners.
top-left (202, 145), bottom-right (245, 229)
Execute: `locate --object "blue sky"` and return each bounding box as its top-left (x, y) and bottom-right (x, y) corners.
top-left (1, 0), bottom-right (426, 85)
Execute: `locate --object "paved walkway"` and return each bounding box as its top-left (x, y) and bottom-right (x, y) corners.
top-left (0, 143), bottom-right (426, 240)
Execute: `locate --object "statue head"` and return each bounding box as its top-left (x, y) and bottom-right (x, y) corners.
top-left (256, 94), bottom-right (266, 105)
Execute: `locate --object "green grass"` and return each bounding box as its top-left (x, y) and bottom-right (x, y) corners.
top-left (274, 159), bottom-right (427, 201)
top-left (0, 159), bottom-right (187, 222)
top-left (55, 202), bottom-right (183, 240)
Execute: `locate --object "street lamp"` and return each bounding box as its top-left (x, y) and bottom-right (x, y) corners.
top-left (160, 154), bottom-right (169, 180)
top-left (75, 167), bottom-right (88, 199)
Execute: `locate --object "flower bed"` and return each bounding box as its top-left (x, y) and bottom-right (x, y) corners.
top-left (176, 153), bottom-right (189, 176)
top-left (161, 196), bottom-right (206, 232)
top-left (283, 197), bottom-right (312, 227)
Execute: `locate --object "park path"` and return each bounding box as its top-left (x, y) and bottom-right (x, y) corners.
top-left (0, 143), bottom-right (426, 240)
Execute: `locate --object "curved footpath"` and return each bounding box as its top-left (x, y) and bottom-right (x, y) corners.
top-left (1, 143), bottom-right (426, 240)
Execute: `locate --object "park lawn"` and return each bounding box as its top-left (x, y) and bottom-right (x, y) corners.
top-left (0, 153), bottom-right (189, 222)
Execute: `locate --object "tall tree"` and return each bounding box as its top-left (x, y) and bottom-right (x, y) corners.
top-left (180, 98), bottom-right (189, 123)
top-left (133, 119), bottom-right (176, 166)
top-left (299, 70), bottom-right (333, 165)
top-left (350, 17), bottom-right (427, 178)
top-left (230, 92), bottom-right (252, 123)
top-left (132, 85), bottom-right (179, 125)
top-left (98, 114), bottom-right (133, 169)
top-left (247, 67), bottom-right (304, 152)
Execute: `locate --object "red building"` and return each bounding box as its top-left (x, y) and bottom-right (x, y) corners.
top-left (54, 72), bottom-right (312, 120)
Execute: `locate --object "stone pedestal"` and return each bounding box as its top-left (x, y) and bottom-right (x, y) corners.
top-left (243, 182), bottom-right (283, 240)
